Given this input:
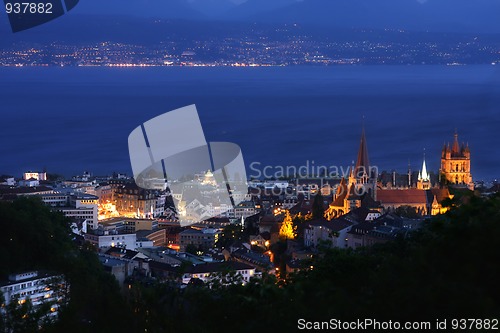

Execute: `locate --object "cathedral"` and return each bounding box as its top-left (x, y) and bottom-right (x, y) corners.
top-left (324, 129), bottom-right (467, 219)
top-left (324, 127), bottom-right (379, 220)
top-left (440, 132), bottom-right (474, 190)
top-left (416, 155), bottom-right (431, 190)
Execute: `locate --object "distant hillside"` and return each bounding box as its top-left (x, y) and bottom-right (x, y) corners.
top-left (251, 0), bottom-right (500, 33)
top-left (0, 15), bottom-right (260, 45)
top-left (225, 0), bottom-right (298, 19)
top-left (187, 0), bottom-right (237, 17)
top-left (4, 0), bottom-right (498, 34)
top-left (74, 0), bottom-right (203, 19)
top-left (2, 0), bottom-right (500, 44)
top-left (2, 13), bottom-right (499, 48)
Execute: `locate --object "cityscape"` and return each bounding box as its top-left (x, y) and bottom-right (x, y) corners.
top-left (1, 126), bottom-right (499, 331)
top-left (2, 24), bottom-right (500, 67)
top-left (1, 0), bottom-right (500, 331)
top-left (0, 31), bottom-right (500, 67)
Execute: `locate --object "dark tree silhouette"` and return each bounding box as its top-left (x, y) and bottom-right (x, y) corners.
top-left (312, 192), bottom-right (325, 220)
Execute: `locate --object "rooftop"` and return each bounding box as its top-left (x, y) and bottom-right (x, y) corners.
top-left (1, 271), bottom-right (60, 287)
top-left (307, 217), bottom-right (353, 232)
top-left (377, 188), bottom-right (428, 205)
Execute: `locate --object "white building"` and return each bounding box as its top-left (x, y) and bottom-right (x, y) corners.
top-left (202, 203), bottom-right (235, 219)
top-left (40, 194), bottom-right (68, 206)
top-left (0, 271), bottom-right (68, 320)
top-left (41, 193), bottom-right (99, 230)
top-left (84, 231), bottom-right (137, 250)
top-left (23, 171), bottom-right (47, 181)
top-left (0, 176), bottom-right (15, 186)
top-left (365, 210), bottom-right (382, 221)
top-left (234, 201), bottom-right (256, 219)
top-left (154, 194), bottom-right (167, 217)
top-left (263, 181), bottom-right (289, 189)
top-left (18, 179), bottom-right (40, 187)
top-left (180, 261), bottom-right (256, 286)
top-left (135, 238), bottom-right (154, 248)
top-left (304, 218), bottom-right (353, 249)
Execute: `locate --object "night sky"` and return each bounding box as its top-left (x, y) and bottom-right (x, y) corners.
top-left (2, 0), bottom-right (500, 34)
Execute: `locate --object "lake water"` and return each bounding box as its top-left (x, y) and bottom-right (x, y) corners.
top-left (0, 65), bottom-right (499, 181)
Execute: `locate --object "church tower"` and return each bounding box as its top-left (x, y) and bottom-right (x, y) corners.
top-left (353, 126), bottom-right (377, 200)
top-left (324, 125), bottom-right (378, 220)
top-left (440, 131), bottom-right (474, 190)
top-left (417, 153), bottom-right (431, 190)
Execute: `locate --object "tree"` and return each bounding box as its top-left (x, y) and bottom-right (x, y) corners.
top-left (108, 193), bottom-right (500, 331)
top-left (46, 173), bottom-right (65, 182)
top-left (394, 205), bottom-right (419, 218)
top-left (185, 244), bottom-right (199, 255)
top-left (312, 192), bottom-right (325, 220)
top-left (216, 224), bottom-right (242, 249)
top-left (292, 212), bottom-right (310, 240)
top-left (279, 210), bottom-right (296, 240)
top-left (0, 197), bottom-right (135, 333)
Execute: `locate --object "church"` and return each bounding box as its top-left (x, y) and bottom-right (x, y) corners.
top-left (324, 127), bottom-right (380, 220)
top-left (440, 132), bottom-right (474, 190)
top-left (324, 129), bottom-right (467, 219)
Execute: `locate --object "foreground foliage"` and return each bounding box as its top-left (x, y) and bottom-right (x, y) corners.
top-left (0, 197), bottom-right (133, 333)
top-left (129, 192), bottom-right (500, 332)
top-left (2, 193), bottom-right (499, 332)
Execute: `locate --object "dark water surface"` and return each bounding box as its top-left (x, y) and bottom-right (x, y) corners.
top-left (1, 65), bottom-right (499, 181)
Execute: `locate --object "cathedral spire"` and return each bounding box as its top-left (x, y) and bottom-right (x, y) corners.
top-left (452, 130), bottom-right (460, 155)
top-left (408, 159), bottom-right (411, 187)
top-left (417, 149), bottom-right (431, 189)
top-left (421, 156), bottom-right (429, 181)
top-left (355, 124), bottom-right (370, 179)
top-left (348, 160), bottom-right (356, 185)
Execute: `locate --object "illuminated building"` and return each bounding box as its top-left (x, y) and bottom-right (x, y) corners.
top-left (417, 155), bottom-right (431, 190)
top-left (150, 261), bottom-right (257, 286)
top-left (111, 180), bottom-right (157, 218)
top-left (179, 228), bottom-right (220, 252)
top-left (0, 271), bottom-right (68, 321)
top-left (234, 201), bottom-right (257, 219)
top-left (304, 218), bottom-right (353, 248)
top-left (440, 131), bottom-right (474, 190)
top-left (324, 125), bottom-right (455, 218)
top-left (41, 193), bottom-right (99, 229)
top-left (23, 171), bottom-right (47, 181)
top-left (325, 127), bottom-right (380, 219)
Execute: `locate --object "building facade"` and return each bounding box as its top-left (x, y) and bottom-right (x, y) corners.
top-left (304, 218), bottom-right (353, 249)
top-left (0, 271), bottom-right (68, 321)
top-left (440, 132), bottom-right (474, 190)
top-left (23, 172), bottom-right (47, 181)
top-left (179, 228), bottom-right (220, 252)
top-left (84, 231), bottom-right (137, 250)
top-left (111, 181), bottom-right (157, 218)
top-left (325, 127), bottom-right (379, 219)
top-left (41, 193), bottom-right (99, 229)
top-left (416, 157), bottom-right (432, 190)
